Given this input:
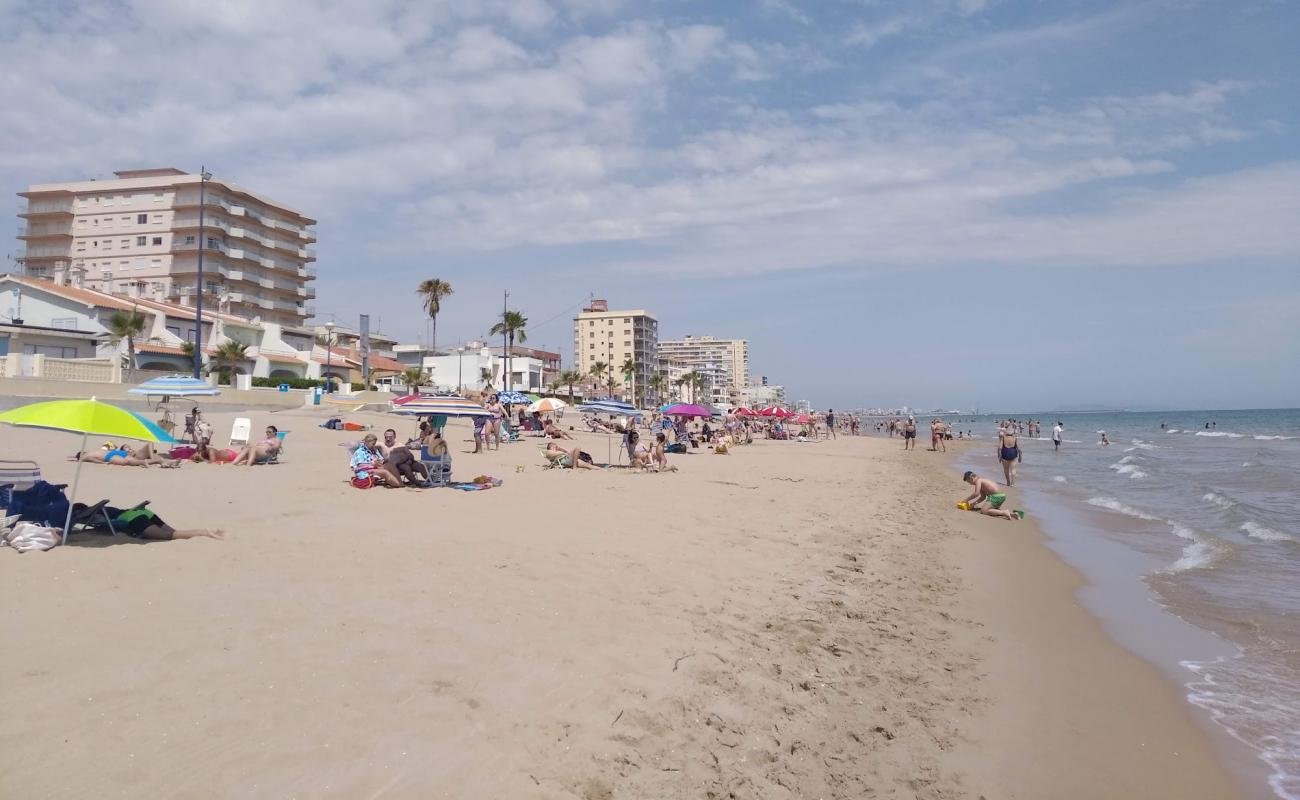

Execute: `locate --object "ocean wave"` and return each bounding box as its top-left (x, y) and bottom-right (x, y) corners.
top-left (1203, 492), bottom-right (1235, 509)
top-left (1052, 475), bottom-right (1067, 483)
top-left (1165, 523), bottom-right (1231, 572)
top-left (1087, 496), bottom-right (1160, 521)
top-left (1254, 435), bottom-right (1297, 441)
top-left (1165, 428), bottom-right (1180, 434)
top-left (1128, 440), bottom-right (1157, 450)
top-left (1109, 462), bottom-right (1147, 479)
top-left (1195, 431), bottom-right (1244, 438)
top-left (1242, 462), bottom-right (1254, 467)
top-left (1241, 521), bottom-right (1296, 543)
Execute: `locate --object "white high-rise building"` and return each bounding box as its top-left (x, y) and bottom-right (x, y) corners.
top-left (17, 167), bottom-right (317, 327)
top-left (656, 335), bottom-right (749, 402)
top-left (572, 299), bottom-right (658, 401)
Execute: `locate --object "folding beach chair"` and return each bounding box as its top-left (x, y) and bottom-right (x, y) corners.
top-left (229, 417), bottom-right (252, 447)
top-left (420, 447), bottom-right (452, 487)
top-left (0, 460), bottom-right (42, 492)
top-left (264, 431), bottom-right (288, 463)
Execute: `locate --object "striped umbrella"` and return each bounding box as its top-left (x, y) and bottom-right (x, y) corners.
top-left (579, 400), bottom-right (638, 415)
top-left (495, 390), bottom-right (531, 404)
top-left (758, 406), bottom-right (794, 418)
top-left (527, 397), bottom-right (568, 413)
top-left (127, 374), bottom-right (220, 398)
top-left (389, 394), bottom-right (493, 418)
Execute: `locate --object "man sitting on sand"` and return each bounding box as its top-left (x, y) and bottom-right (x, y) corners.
top-left (232, 426), bottom-right (282, 466)
top-left (960, 471), bottom-right (1021, 521)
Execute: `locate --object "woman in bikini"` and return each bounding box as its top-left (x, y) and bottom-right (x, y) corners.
top-left (998, 427), bottom-right (1022, 486)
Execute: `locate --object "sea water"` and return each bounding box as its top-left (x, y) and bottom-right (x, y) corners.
top-left (943, 409), bottom-right (1299, 799)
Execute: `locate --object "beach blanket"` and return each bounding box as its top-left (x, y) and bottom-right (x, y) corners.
top-left (449, 476), bottom-right (504, 491)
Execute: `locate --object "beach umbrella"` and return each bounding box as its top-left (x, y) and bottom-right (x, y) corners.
top-left (127, 374), bottom-right (221, 399)
top-left (389, 394), bottom-right (493, 418)
top-left (527, 397), bottom-right (567, 414)
top-left (0, 397), bottom-right (177, 544)
top-left (758, 406), bottom-right (794, 418)
top-left (496, 390), bottom-right (531, 405)
top-left (792, 413), bottom-right (812, 425)
top-left (734, 407), bottom-right (758, 417)
top-left (579, 399), bottom-right (638, 415)
top-left (661, 402), bottom-right (713, 418)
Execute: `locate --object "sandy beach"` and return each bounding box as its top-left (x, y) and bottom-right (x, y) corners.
top-left (0, 405), bottom-right (1244, 798)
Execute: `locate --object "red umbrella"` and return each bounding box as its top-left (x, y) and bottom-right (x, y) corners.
top-left (733, 407), bottom-right (758, 417)
top-left (791, 413), bottom-right (812, 424)
top-left (758, 406), bottom-right (793, 418)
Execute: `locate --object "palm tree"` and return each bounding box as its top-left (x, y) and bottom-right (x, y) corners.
top-left (489, 309), bottom-right (528, 391)
top-left (402, 367), bottom-right (426, 393)
top-left (211, 340), bottom-right (249, 385)
top-left (561, 369), bottom-right (582, 403)
top-left (646, 373), bottom-right (665, 405)
top-left (479, 367), bottom-right (494, 392)
top-left (686, 370), bottom-right (707, 404)
top-left (107, 308), bottom-right (147, 370)
top-left (589, 361), bottom-right (608, 397)
top-left (620, 357), bottom-right (637, 405)
top-left (415, 279), bottom-right (453, 353)
top-left (674, 376), bottom-right (688, 402)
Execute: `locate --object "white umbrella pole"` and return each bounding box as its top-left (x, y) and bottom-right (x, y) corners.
top-left (61, 431), bottom-right (87, 545)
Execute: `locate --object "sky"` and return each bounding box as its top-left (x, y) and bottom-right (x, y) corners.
top-left (1, 0), bottom-right (1297, 411)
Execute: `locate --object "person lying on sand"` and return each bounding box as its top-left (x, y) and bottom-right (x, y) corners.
top-left (960, 471), bottom-right (1021, 520)
top-left (232, 426), bottom-right (281, 466)
top-left (75, 504), bottom-right (223, 540)
top-left (543, 441), bottom-right (599, 470)
top-left (543, 419), bottom-right (574, 440)
top-left (192, 445), bottom-right (239, 464)
top-left (76, 442), bottom-right (177, 467)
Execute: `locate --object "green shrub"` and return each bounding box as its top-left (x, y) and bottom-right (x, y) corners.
top-left (252, 376), bottom-right (327, 390)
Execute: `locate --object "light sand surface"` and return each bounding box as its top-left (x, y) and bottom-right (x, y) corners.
top-left (0, 406), bottom-right (1242, 798)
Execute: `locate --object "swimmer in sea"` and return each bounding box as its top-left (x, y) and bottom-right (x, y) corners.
top-left (1100, 432), bottom-right (1110, 446)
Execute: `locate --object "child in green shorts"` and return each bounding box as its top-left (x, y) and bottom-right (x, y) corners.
top-left (961, 472), bottom-right (1022, 521)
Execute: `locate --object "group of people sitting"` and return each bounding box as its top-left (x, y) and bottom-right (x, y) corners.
top-left (350, 423), bottom-right (447, 489)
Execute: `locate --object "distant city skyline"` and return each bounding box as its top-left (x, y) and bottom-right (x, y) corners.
top-left (2, 1), bottom-right (1296, 409)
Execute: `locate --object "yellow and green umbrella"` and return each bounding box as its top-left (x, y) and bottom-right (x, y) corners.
top-left (0, 397), bottom-right (177, 544)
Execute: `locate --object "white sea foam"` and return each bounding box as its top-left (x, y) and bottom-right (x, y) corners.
top-left (1241, 522), bottom-right (1296, 543)
top-left (1203, 492), bottom-right (1235, 509)
top-left (1052, 475), bottom-right (1067, 483)
top-left (1109, 461), bottom-right (1147, 479)
top-left (1254, 435), bottom-right (1297, 441)
top-left (1242, 462), bottom-right (1254, 467)
top-left (1128, 440), bottom-right (1157, 450)
top-left (1196, 431), bottom-right (1244, 438)
top-left (1166, 428), bottom-right (1180, 434)
top-left (1166, 522), bottom-right (1230, 572)
top-left (1087, 496), bottom-right (1160, 521)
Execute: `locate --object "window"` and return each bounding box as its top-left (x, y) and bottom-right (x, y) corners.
top-left (206, 236), bottom-right (218, 249)
top-left (589, 321), bottom-right (594, 327)
top-left (92, 218), bottom-right (99, 226)
top-left (152, 236), bottom-right (162, 246)
top-left (167, 325), bottom-right (181, 337)
top-left (589, 344), bottom-right (595, 350)
top-left (137, 236), bottom-right (147, 246)
top-left (153, 192), bottom-right (163, 202)
top-left (137, 213), bottom-right (148, 224)
top-left (151, 258), bottom-right (161, 267)
top-left (24, 344), bottom-right (79, 358)
top-left (104, 196), bottom-right (114, 206)
top-left (151, 214), bottom-right (162, 223)
top-left (50, 317), bottom-right (78, 330)
top-left (75, 242), bottom-right (86, 252)
top-left (624, 317), bottom-right (630, 323)
top-left (120, 260), bottom-right (129, 271)
top-left (625, 341), bottom-right (631, 347)
top-left (120, 239), bottom-right (130, 248)
top-left (120, 216), bottom-right (129, 224)
top-left (607, 320), bottom-right (613, 325)
top-left (103, 240), bottom-right (112, 250)
top-left (77, 218), bottom-right (87, 227)
top-left (185, 235), bottom-right (195, 245)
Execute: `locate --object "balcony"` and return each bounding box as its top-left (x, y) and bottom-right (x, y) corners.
top-left (259, 277), bottom-right (275, 289)
top-left (298, 246), bottom-right (316, 259)
top-left (298, 265), bottom-right (317, 279)
top-left (20, 221), bottom-right (74, 238)
top-left (20, 200), bottom-right (74, 216)
top-left (304, 304), bottom-right (316, 318)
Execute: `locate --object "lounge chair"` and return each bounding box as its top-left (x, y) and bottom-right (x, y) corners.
top-left (229, 417), bottom-right (252, 447)
top-left (420, 447), bottom-right (452, 487)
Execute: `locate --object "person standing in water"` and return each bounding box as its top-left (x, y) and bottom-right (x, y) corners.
top-left (1052, 421), bottom-right (1064, 452)
top-left (998, 426), bottom-right (1021, 485)
top-left (903, 417), bottom-right (917, 450)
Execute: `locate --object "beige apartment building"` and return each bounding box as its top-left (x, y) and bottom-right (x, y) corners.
top-left (656, 334), bottom-right (749, 402)
top-left (18, 167), bottom-right (316, 327)
top-left (573, 299), bottom-right (658, 400)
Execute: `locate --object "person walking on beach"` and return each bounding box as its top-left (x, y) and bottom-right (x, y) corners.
top-left (960, 471), bottom-right (1021, 521)
top-left (998, 426), bottom-right (1021, 485)
top-left (825, 409), bottom-right (837, 439)
top-left (1052, 421), bottom-right (1063, 452)
top-left (903, 417), bottom-right (917, 450)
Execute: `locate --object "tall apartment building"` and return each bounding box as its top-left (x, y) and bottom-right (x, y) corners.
top-left (17, 167), bottom-right (316, 327)
top-left (573, 299), bottom-right (658, 400)
top-left (656, 335), bottom-right (749, 401)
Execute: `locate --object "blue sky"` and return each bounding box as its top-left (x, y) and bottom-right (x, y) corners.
top-left (2, 0), bottom-right (1297, 410)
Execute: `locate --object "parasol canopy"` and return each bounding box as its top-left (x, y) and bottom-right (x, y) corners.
top-left (527, 397), bottom-right (567, 413)
top-left (758, 406), bottom-right (794, 419)
top-left (495, 390), bottom-right (531, 404)
top-left (389, 394), bottom-right (493, 418)
top-left (127, 374), bottom-right (221, 398)
top-left (660, 403), bottom-right (712, 418)
top-left (579, 400), bottom-right (638, 416)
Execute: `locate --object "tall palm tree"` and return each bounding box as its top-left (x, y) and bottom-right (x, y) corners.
top-left (415, 279), bottom-right (453, 353)
top-left (489, 309), bottom-right (528, 391)
top-left (479, 367), bottom-right (494, 392)
top-left (589, 361), bottom-right (608, 397)
top-left (620, 357), bottom-right (637, 405)
top-left (646, 373), bottom-right (665, 405)
top-left (107, 308), bottom-right (147, 369)
top-left (673, 376), bottom-right (687, 402)
top-left (560, 369), bottom-right (582, 403)
top-left (211, 340), bottom-right (249, 385)
top-left (687, 370), bottom-right (707, 404)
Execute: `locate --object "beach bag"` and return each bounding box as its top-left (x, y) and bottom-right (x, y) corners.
top-left (2, 520), bottom-right (60, 552)
top-left (666, 442), bottom-right (687, 454)
top-left (168, 446), bottom-right (197, 460)
top-left (3, 480), bottom-right (71, 527)
top-left (321, 417), bottom-right (343, 430)
top-left (577, 451), bottom-right (594, 464)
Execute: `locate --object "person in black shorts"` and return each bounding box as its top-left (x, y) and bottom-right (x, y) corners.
top-left (903, 417), bottom-right (917, 450)
top-left (111, 506), bottom-right (224, 540)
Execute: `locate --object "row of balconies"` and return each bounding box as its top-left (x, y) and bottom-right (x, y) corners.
top-left (173, 193), bottom-right (316, 242)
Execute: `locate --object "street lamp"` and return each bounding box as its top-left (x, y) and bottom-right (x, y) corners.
top-left (457, 346), bottom-right (464, 394)
top-left (192, 166), bottom-right (212, 379)
top-left (324, 321), bottom-right (336, 393)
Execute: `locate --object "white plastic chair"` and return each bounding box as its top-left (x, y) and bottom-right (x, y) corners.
top-left (229, 417), bottom-right (252, 447)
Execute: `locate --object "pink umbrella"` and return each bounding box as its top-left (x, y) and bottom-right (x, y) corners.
top-left (662, 402), bottom-right (713, 418)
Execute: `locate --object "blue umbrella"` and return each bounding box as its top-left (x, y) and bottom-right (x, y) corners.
top-left (495, 390), bottom-right (531, 405)
top-left (128, 374), bottom-right (221, 398)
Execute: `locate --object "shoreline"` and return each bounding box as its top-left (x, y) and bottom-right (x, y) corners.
top-left (0, 410), bottom-right (1247, 796)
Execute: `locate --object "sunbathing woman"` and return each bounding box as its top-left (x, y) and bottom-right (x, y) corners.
top-left (76, 442), bottom-right (174, 467)
top-left (232, 426), bottom-right (282, 466)
top-left (192, 444), bottom-right (239, 464)
top-left (543, 440), bottom-right (598, 470)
